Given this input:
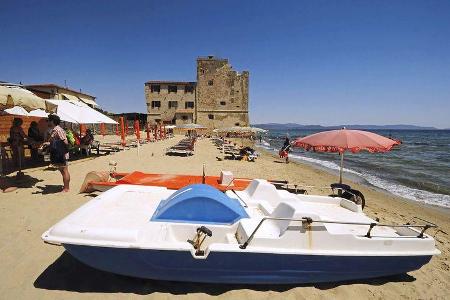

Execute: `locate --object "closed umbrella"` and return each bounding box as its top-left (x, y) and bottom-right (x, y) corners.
top-left (293, 128), bottom-right (399, 184)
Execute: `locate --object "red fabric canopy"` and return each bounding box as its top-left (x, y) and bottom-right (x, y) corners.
top-left (292, 129), bottom-right (399, 153)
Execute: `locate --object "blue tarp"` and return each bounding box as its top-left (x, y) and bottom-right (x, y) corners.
top-left (151, 184), bottom-right (248, 224)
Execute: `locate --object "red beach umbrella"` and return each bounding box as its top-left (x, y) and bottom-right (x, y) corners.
top-left (292, 128), bottom-right (399, 184)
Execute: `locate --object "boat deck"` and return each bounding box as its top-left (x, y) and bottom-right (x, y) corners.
top-left (230, 188), bottom-right (400, 238)
top-left (44, 180), bottom-right (437, 256)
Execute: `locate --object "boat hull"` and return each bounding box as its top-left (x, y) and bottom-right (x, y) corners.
top-left (64, 244), bottom-right (432, 284)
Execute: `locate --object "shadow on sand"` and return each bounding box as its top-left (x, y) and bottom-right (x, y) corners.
top-left (34, 252), bottom-right (415, 296)
top-left (273, 160), bottom-right (287, 164)
top-left (0, 174), bottom-right (43, 190)
top-left (32, 185), bottom-right (63, 195)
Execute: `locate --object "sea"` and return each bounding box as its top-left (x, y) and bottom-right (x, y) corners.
top-left (256, 129), bottom-right (450, 208)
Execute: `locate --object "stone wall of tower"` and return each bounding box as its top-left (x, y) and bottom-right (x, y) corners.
top-left (195, 56), bottom-right (249, 129)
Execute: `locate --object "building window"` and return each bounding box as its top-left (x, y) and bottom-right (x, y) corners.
top-left (150, 85), bottom-right (160, 93)
top-left (235, 122), bottom-right (240, 126)
top-left (151, 101), bottom-right (161, 109)
top-left (168, 85), bottom-right (177, 94)
top-left (208, 114), bottom-right (214, 120)
top-left (208, 80), bottom-right (213, 86)
top-left (168, 101), bottom-right (178, 109)
top-left (220, 101), bottom-right (226, 105)
top-left (185, 101), bottom-right (194, 109)
top-left (182, 115), bottom-right (188, 120)
top-left (184, 85), bottom-right (194, 94)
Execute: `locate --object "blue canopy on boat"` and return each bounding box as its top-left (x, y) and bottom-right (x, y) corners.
top-left (151, 184), bottom-right (248, 224)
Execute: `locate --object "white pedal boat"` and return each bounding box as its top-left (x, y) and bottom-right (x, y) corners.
top-left (42, 180), bottom-right (439, 284)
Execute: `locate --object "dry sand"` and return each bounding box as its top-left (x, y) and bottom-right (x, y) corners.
top-left (0, 135), bottom-right (448, 299)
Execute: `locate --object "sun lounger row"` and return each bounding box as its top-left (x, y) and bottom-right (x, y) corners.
top-left (212, 138), bottom-right (259, 162)
top-left (166, 138), bottom-right (196, 156)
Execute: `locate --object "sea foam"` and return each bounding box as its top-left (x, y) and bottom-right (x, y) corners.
top-left (256, 141), bottom-right (450, 208)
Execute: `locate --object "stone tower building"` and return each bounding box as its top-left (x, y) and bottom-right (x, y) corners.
top-left (145, 56), bottom-right (249, 130)
top-left (196, 56), bottom-right (249, 128)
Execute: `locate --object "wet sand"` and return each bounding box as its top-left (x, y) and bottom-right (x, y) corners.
top-left (0, 135), bottom-right (449, 299)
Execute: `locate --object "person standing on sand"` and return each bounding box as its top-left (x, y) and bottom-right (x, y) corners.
top-left (28, 121), bottom-right (43, 162)
top-left (280, 135), bottom-right (291, 163)
top-left (43, 115), bottom-right (70, 192)
top-left (9, 117), bottom-right (27, 167)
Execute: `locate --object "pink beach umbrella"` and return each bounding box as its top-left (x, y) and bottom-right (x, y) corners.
top-left (292, 128), bottom-right (399, 184)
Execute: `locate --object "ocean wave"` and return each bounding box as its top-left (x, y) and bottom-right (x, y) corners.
top-left (361, 172), bottom-right (450, 208)
top-left (289, 153), bottom-right (361, 175)
top-left (255, 144), bottom-right (450, 208)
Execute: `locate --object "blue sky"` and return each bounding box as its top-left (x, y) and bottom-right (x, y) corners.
top-left (1, 0), bottom-right (449, 128)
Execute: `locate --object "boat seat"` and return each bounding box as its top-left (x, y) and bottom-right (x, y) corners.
top-left (236, 202), bottom-right (296, 243)
top-left (258, 200), bottom-right (274, 215)
top-left (243, 179), bottom-right (282, 206)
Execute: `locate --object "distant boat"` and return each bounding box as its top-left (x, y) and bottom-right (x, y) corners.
top-left (44, 180), bottom-right (439, 284)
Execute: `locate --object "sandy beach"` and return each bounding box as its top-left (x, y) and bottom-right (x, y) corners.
top-left (0, 135), bottom-right (448, 299)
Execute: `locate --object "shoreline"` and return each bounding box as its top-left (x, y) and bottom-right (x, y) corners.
top-left (0, 135), bottom-right (448, 299)
top-left (257, 145), bottom-right (450, 213)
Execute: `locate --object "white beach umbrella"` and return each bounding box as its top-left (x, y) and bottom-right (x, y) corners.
top-left (177, 123), bottom-right (207, 130)
top-left (47, 100), bottom-right (117, 124)
top-left (3, 106), bottom-right (30, 116)
top-left (28, 109), bottom-right (49, 118)
top-left (214, 126), bottom-right (268, 134)
top-left (0, 85), bottom-right (56, 112)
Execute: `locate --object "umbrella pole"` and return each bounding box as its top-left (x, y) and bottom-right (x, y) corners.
top-left (0, 145), bottom-right (4, 177)
top-left (202, 163), bottom-right (206, 184)
top-left (339, 152), bottom-right (344, 184)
